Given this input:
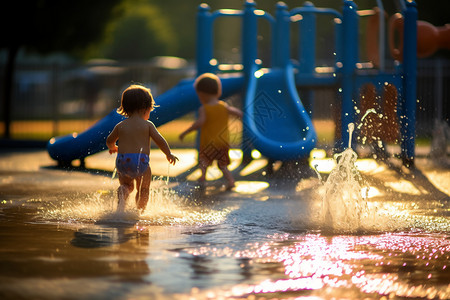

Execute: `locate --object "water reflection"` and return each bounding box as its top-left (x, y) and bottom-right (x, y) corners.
top-left (71, 225), bottom-right (137, 248)
top-left (1, 149), bottom-right (449, 299)
top-left (179, 232), bottom-right (450, 299)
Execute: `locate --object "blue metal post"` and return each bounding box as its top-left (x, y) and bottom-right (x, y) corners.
top-left (196, 4), bottom-right (213, 75)
top-left (298, 2), bottom-right (317, 116)
top-left (400, 0), bottom-right (417, 167)
top-left (242, 0), bottom-right (258, 78)
top-left (274, 2), bottom-right (290, 68)
top-left (298, 3), bottom-right (316, 74)
top-left (241, 0), bottom-right (258, 159)
top-left (334, 16), bottom-right (343, 70)
top-left (340, 0), bottom-right (359, 149)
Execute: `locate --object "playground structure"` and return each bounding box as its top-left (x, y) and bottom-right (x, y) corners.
top-left (48, 0), bottom-right (423, 168)
top-left (196, 0), bottom-right (419, 166)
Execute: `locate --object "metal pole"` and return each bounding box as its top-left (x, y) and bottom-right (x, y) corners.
top-left (242, 0), bottom-right (257, 78)
top-left (196, 4), bottom-right (213, 75)
top-left (241, 0), bottom-right (258, 159)
top-left (401, 0), bottom-right (417, 167)
top-left (341, 0), bottom-right (359, 149)
top-left (376, 0), bottom-right (385, 71)
top-left (298, 2), bottom-right (316, 116)
top-left (274, 2), bottom-right (290, 68)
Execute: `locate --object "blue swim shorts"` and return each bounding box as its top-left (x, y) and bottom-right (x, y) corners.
top-left (116, 153), bottom-right (149, 179)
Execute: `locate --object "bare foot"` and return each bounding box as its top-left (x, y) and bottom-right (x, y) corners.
top-left (225, 181), bottom-right (235, 190)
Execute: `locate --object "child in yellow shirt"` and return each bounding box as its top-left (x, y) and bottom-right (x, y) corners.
top-left (179, 73), bottom-right (243, 189)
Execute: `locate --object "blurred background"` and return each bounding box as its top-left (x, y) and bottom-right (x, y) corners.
top-left (0, 0), bottom-right (449, 146)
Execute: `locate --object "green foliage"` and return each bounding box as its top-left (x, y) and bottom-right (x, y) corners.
top-left (101, 2), bottom-right (177, 60)
top-left (2, 0), bottom-right (448, 61)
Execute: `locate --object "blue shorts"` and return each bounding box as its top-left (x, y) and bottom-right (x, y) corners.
top-left (116, 153), bottom-right (149, 179)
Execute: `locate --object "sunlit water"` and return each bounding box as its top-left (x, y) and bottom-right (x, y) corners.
top-left (0, 147), bottom-right (449, 299)
top-left (37, 178), bottom-right (232, 227)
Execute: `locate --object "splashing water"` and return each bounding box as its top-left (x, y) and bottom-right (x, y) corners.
top-left (320, 149), bottom-right (369, 232)
top-left (347, 122), bottom-right (355, 149)
top-left (38, 178), bottom-right (231, 227)
top-left (314, 122), bottom-right (416, 233)
top-left (318, 123), bottom-right (370, 233)
top-left (357, 108), bottom-right (380, 146)
top-left (357, 108), bottom-right (378, 130)
top-left (139, 179), bottom-right (232, 226)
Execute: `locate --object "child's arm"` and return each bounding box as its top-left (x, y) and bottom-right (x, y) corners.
top-left (179, 106), bottom-right (206, 141)
top-left (106, 125), bottom-right (119, 154)
top-left (148, 122), bottom-right (178, 165)
top-left (227, 106), bottom-right (243, 118)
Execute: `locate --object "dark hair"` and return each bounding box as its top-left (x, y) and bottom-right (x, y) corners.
top-left (194, 73), bottom-right (220, 95)
top-left (117, 84), bottom-right (155, 117)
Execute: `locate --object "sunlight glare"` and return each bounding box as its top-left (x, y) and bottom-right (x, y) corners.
top-left (234, 181), bottom-right (269, 194)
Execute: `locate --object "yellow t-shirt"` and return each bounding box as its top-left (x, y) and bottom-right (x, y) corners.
top-left (200, 101), bottom-right (229, 150)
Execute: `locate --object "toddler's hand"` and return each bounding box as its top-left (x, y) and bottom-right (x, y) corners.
top-left (109, 146), bottom-right (118, 154)
top-left (166, 153), bottom-right (179, 165)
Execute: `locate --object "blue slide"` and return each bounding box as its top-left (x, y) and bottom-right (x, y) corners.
top-left (47, 75), bottom-right (244, 163)
top-left (243, 64), bottom-right (317, 160)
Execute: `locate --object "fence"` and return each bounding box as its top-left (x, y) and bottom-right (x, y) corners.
top-left (0, 58), bottom-right (449, 142)
top-left (0, 59), bottom-right (193, 141)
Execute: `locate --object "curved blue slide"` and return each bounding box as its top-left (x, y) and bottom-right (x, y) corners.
top-left (243, 64), bottom-right (317, 160)
top-left (47, 75), bottom-right (244, 163)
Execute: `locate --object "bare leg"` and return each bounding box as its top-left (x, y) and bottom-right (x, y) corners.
top-left (135, 166), bottom-right (152, 212)
top-left (199, 163), bottom-right (207, 182)
top-left (117, 175), bottom-right (133, 213)
top-left (196, 162), bottom-right (207, 189)
top-left (219, 165), bottom-right (235, 189)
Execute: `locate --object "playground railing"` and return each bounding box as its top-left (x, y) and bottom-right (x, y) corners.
top-left (196, 2), bottom-right (275, 76)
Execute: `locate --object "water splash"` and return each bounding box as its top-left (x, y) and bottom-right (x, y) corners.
top-left (348, 122), bottom-right (355, 149)
top-left (357, 108), bottom-right (382, 147)
top-left (313, 122), bottom-right (420, 233)
top-left (37, 178), bottom-right (231, 227)
top-left (357, 108), bottom-right (378, 130)
top-left (318, 123), bottom-right (371, 233)
top-left (320, 149), bottom-right (369, 232)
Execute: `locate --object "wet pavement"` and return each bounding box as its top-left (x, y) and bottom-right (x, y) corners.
top-left (0, 147), bottom-right (449, 299)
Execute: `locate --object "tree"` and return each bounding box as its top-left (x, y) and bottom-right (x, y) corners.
top-left (102, 3), bottom-right (177, 60)
top-left (0, 0), bottom-right (123, 138)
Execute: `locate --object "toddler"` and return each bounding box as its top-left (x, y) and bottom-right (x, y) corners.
top-left (107, 84), bottom-right (178, 213)
top-left (179, 73), bottom-right (242, 189)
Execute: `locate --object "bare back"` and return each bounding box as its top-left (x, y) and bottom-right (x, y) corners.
top-left (116, 117), bottom-right (152, 154)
